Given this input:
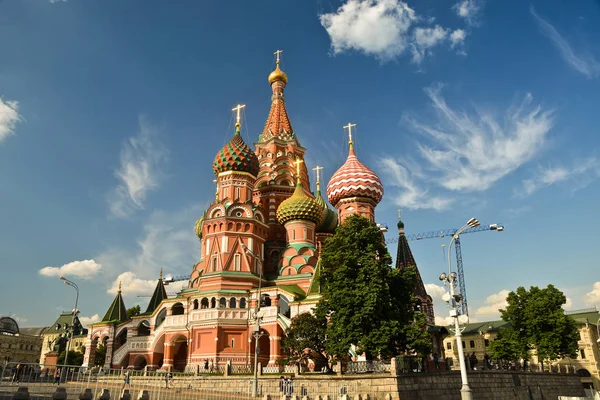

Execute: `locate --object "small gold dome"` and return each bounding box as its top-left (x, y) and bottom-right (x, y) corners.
top-left (268, 64), bottom-right (288, 85)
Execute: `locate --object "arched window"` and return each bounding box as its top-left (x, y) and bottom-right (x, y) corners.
top-left (193, 299), bottom-right (199, 310)
top-left (210, 297), bottom-right (216, 308)
top-left (138, 320), bottom-right (151, 336)
top-left (219, 297), bottom-right (227, 308)
top-left (201, 298), bottom-right (209, 309)
top-left (155, 309), bottom-right (167, 328)
top-left (240, 298), bottom-right (247, 308)
top-left (261, 294), bottom-right (271, 307)
top-left (229, 298), bottom-right (237, 308)
top-left (212, 257), bottom-right (218, 272)
top-left (234, 253), bottom-right (241, 271)
top-left (172, 303), bottom-right (184, 315)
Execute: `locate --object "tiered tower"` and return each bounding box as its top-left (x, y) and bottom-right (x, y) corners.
top-left (327, 123), bottom-right (384, 224)
top-left (253, 51), bottom-right (313, 275)
top-left (313, 166), bottom-right (338, 249)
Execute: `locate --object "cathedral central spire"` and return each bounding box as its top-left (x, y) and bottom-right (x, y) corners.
top-left (261, 50), bottom-right (294, 142)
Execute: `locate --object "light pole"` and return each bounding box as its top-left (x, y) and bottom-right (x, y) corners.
top-left (60, 276), bottom-right (79, 367)
top-left (241, 244), bottom-right (264, 398)
top-left (439, 217), bottom-right (479, 400)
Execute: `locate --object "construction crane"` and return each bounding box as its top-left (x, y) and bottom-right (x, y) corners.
top-left (386, 223), bottom-right (504, 317)
top-left (163, 275), bottom-right (189, 285)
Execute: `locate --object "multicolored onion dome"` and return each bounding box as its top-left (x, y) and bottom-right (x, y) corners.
top-left (314, 185), bottom-right (338, 234)
top-left (268, 63), bottom-right (288, 85)
top-left (326, 147), bottom-right (384, 207)
top-left (213, 125), bottom-right (259, 177)
top-left (276, 183), bottom-right (323, 225)
top-left (194, 216), bottom-right (204, 239)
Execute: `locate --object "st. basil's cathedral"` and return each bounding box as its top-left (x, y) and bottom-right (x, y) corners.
top-left (82, 53), bottom-right (437, 372)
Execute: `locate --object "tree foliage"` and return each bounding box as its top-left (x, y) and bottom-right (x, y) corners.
top-left (315, 215), bottom-right (431, 360)
top-left (126, 305), bottom-right (141, 319)
top-left (94, 344), bottom-right (106, 366)
top-left (58, 350), bottom-right (84, 366)
top-left (491, 285), bottom-right (579, 365)
top-left (280, 312), bottom-right (328, 366)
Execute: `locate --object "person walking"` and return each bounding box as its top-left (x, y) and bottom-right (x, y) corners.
top-left (11, 364), bottom-right (22, 385)
top-left (204, 359), bottom-right (209, 372)
top-left (121, 370), bottom-right (131, 390)
top-left (433, 353), bottom-right (440, 371)
top-left (54, 368), bottom-right (61, 385)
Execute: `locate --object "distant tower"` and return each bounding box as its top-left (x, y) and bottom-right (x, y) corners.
top-left (326, 123), bottom-right (383, 224)
top-left (275, 158), bottom-right (323, 288)
top-left (312, 165), bottom-right (338, 249)
top-left (395, 212), bottom-right (434, 324)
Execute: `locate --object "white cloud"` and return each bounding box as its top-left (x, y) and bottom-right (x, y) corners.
top-left (97, 204), bottom-right (202, 294)
top-left (453, 0), bottom-right (482, 25)
top-left (39, 259), bottom-right (102, 280)
top-left (518, 158), bottom-right (600, 196)
top-left (563, 297), bottom-right (573, 310)
top-left (0, 97), bottom-right (21, 143)
top-left (424, 283), bottom-right (447, 302)
top-left (378, 157), bottom-right (454, 211)
top-left (531, 7), bottom-right (600, 79)
top-left (109, 117), bottom-right (168, 218)
top-left (407, 85), bottom-right (554, 192)
top-left (585, 282), bottom-right (600, 306)
top-left (450, 29), bottom-right (467, 48)
top-left (319, 0), bottom-right (417, 61)
top-left (411, 25), bottom-right (448, 63)
top-left (108, 272), bottom-right (157, 296)
top-left (472, 289), bottom-right (510, 319)
top-left (78, 314), bottom-right (100, 327)
top-left (435, 316), bottom-right (454, 326)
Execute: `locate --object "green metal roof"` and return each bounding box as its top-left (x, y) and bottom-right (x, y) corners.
top-left (47, 313), bottom-right (87, 336)
top-left (566, 308), bottom-right (600, 325)
top-left (145, 278), bottom-right (168, 314)
top-left (102, 289), bottom-right (129, 324)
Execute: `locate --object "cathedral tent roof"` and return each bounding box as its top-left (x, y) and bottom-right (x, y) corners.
top-left (102, 283), bottom-right (129, 323)
top-left (395, 217), bottom-right (429, 299)
top-left (145, 272), bottom-right (168, 314)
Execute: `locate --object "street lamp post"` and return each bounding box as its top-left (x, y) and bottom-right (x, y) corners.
top-left (59, 276), bottom-right (79, 367)
top-left (241, 244), bottom-right (264, 398)
top-left (439, 217), bottom-right (479, 400)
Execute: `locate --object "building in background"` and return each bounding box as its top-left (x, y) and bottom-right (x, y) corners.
top-left (0, 316), bottom-right (46, 365)
top-left (40, 312), bottom-right (88, 365)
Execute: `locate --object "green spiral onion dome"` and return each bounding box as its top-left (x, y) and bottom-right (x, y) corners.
top-left (213, 125), bottom-right (260, 176)
top-left (314, 185), bottom-right (338, 234)
top-left (194, 216), bottom-right (204, 239)
top-left (276, 183), bottom-right (323, 225)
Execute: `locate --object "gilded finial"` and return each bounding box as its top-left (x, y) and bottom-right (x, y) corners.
top-left (160, 268), bottom-right (163, 281)
top-left (274, 49), bottom-right (283, 65)
top-left (294, 157), bottom-right (303, 185)
top-left (268, 49), bottom-right (288, 85)
top-left (232, 104), bottom-right (246, 131)
top-left (397, 209), bottom-right (402, 220)
top-left (343, 123), bottom-right (356, 150)
top-left (313, 166), bottom-right (323, 190)
top-left (118, 281), bottom-right (122, 293)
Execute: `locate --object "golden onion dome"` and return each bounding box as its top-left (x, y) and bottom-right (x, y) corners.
top-left (268, 64), bottom-right (288, 85)
top-left (276, 183), bottom-right (322, 225)
top-left (314, 185), bottom-right (338, 234)
top-left (194, 217), bottom-right (204, 240)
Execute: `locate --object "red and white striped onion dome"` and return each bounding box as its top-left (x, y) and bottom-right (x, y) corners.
top-left (326, 146), bottom-right (384, 207)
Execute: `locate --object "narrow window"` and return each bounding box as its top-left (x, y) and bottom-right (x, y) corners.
top-left (462, 341), bottom-right (466, 349)
top-left (292, 230), bottom-right (296, 240)
top-left (484, 339), bottom-right (490, 347)
top-left (303, 228), bottom-right (307, 239)
top-left (446, 342), bottom-right (452, 350)
top-left (231, 339), bottom-right (235, 348)
top-left (234, 253), bottom-right (241, 271)
top-left (581, 349), bottom-right (586, 359)
top-left (212, 257), bottom-right (218, 272)
top-left (469, 340), bottom-right (475, 348)
top-left (236, 187), bottom-right (240, 200)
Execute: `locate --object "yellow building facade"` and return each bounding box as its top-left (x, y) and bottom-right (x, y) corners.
top-left (0, 317), bottom-right (45, 365)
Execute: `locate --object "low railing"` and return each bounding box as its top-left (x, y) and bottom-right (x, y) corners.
top-left (346, 360), bottom-right (391, 374)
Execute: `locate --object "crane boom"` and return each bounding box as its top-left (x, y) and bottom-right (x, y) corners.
top-left (386, 223), bottom-right (503, 316)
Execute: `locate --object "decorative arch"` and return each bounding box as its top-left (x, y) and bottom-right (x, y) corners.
top-left (228, 205), bottom-right (252, 218)
top-left (172, 303), bottom-right (184, 315)
top-left (253, 211), bottom-right (265, 222)
top-left (208, 205), bottom-right (226, 219)
top-left (138, 320), bottom-right (151, 336)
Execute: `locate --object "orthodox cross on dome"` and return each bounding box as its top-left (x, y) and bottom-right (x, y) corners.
top-left (232, 104), bottom-right (246, 128)
top-left (313, 165), bottom-right (323, 184)
top-left (274, 49), bottom-right (283, 64)
top-left (294, 157), bottom-right (304, 183)
top-left (397, 209), bottom-right (402, 220)
top-left (344, 122), bottom-right (357, 149)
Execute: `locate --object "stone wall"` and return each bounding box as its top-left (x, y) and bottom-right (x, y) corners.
top-left (396, 371), bottom-right (586, 400)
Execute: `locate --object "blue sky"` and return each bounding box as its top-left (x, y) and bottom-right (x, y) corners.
top-left (1, 0), bottom-right (599, 328)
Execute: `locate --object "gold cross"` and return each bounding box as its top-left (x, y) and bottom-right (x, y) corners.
top-left (343, 123), bottom-right (356, 143)
top-left (274, 49), bottom-right (283, 64)
top-left (232, 104), bottom-right (246, 125)
top-left (313, 166), bottom-right (323, 183)
top-left (294, 157), bottom-right (304, 180)
top-left (397, 209), bottom-right (402, 220)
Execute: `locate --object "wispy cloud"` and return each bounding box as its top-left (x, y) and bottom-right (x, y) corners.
top-left (97, 204), bottom-right (202, 297)
top-left (0, 97), bottom-right (21, 143)
top-left (319, 0), bottom-right (473, 64)
top-left (108, 117), bottom-right (168, 218)
top-left (517, 157), bottom-right (600, 197)
top-left (79, 314), bottom-right (101, 327)
top-left (585, 281), bottom-right (600, 306)
top-left (378, 157), bottom-right (454, 211)
top-left (472, 289), bottom-right (509, 319)
top-left (108, 272), bottom-right (157, 296)
top-left (407, 85), bottom-right (554, 192)
top-left (531, 6), bottom-right (600, 79)
top-left (39, 259), bottom-right (102, 280)
top-left (453, 0), bottom-right (482, 26)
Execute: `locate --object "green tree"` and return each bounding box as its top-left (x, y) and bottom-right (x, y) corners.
top-left (491, 285), bottom-right (579, 368)
top-left (315, 215), bottom-right (430, 361)
top-left (94, 344), bottom-right (106, 366)
top-left (58, 350), bottom-right (84, 366)
top-left (126, 305), bottom-right (141, 319)
top-left (280, 312), bottom-right (328, 368)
